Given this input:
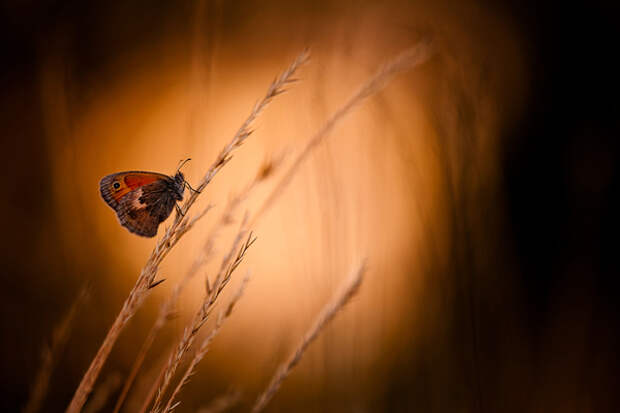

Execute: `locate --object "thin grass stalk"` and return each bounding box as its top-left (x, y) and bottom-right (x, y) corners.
top-left (138, 226), bottom-right (252, 413)
top-left (113, 157), bottom-right (280, 413)
top-left (163, 274), bottom-right (250, 412)
top-left (252, 41), bottom-right (433, 225)
top-left (111, 318), bottom-right (160, 413)
top-left (82, 373), bottom-right (121, 413)
top-left (148, 230), bottom-right (256, 413)
top-left (158, 43), bottom-right (431, 411)
top-left (251, 262), bottom-right (366, 413)
top-left (122, 158), bottom-right (278, 413)
top-left (66, 50), bottom-right (309, 413)
top-left (23, 286), bottom-right (89, 413)
top-left (112, 204), bottom-right (217, 413)
top-left (158, 43), bottom-right (425, 411)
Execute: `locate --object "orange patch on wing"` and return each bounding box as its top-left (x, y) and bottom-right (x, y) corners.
top-left (106, 173), bottom-right (166, 203)
top-left (123, 173), bottom-right (161, 190)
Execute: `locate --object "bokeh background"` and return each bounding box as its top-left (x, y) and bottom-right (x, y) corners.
top-left (1, 0), bottom-right (618, 412)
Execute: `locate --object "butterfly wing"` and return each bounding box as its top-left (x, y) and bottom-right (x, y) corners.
top-left (100, 171), bottom-right (177, 237)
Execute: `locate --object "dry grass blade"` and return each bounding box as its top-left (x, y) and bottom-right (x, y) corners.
top-left (251, 262), bottom-right (367, 413)
top-left (82, 373), bottom-right (122, 413)
top-left (252, 41), bottom-right (433, 224)
top-left (111, 202), bottom-right (217, 413)
top-left (148, 230), bottom-right (256, 413)
top-left (187, 48), bottom-right (309, 201)
top-left (113, 157), bottom-right (281, 413)
top-left (66, 50), bottom-right (309, 413)
top-left (111, 319), bottom-right (160, 413)
top-left (163, 274), bottom-right (250, 413)
top-left (23, 285), bottom-right (89, 413)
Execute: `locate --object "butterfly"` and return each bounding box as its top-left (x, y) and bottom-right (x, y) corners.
top-left (99, 160), bottom-right (196, 237)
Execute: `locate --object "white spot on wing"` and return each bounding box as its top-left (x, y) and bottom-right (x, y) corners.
top-left (131, 188), bottom-right (147, 209)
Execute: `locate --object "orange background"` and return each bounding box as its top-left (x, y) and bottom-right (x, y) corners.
top-left (1, 1), bottom-right (617, 412)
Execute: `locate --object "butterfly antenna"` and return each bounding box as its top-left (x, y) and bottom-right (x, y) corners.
top-left (176, 158), bottom-right (192, 173)
top-left (175, 158), bottom-right (200, 193)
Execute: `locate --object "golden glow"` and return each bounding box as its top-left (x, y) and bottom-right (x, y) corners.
top-left (39, 0), bottom-right (526, 400)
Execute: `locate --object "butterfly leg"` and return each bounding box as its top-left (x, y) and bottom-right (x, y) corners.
top-left (175, 203), bottom-right (185, 217)
top-left (185, 181), bottom-right (201, 194)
